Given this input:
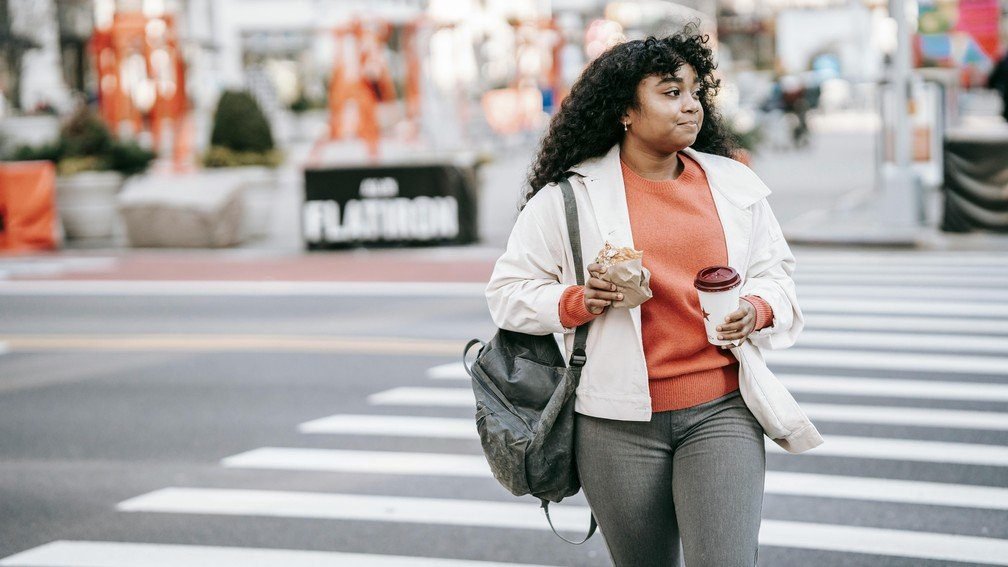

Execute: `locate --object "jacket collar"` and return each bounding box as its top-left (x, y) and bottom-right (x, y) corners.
top-left (567, 144), bottom-right (770, 211)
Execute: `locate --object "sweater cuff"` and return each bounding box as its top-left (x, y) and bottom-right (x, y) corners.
top-left (559, 285), bottom-right (600, 329)
top-left (741, 295), bottom-right (774, 331)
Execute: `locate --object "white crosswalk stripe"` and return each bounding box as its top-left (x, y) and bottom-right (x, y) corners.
top-left (7, 249), bottom-right (1008, 566)
top-left (111, 489), bottom-right (1008, 566)
top-left (379, 379), bottom-right (1008, 405)
top-left (0, 541), bottom-right (554, 567)
top-left (219, 447), bottom-right (1008, 510)
top-left (805, 313), bottom-right (1008, 335)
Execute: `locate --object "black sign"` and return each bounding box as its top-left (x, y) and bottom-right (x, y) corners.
top-left (303, 163), bottom-right (479, 249)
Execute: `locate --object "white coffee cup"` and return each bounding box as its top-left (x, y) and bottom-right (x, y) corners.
top-left (694, 265), bottom-right (742, 347)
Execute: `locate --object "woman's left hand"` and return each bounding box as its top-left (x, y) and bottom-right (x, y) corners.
top-left (717, 301), bottom-right (756, 347)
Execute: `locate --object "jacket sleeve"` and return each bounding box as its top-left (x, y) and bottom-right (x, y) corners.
top-left (485, 191), bottom-right (574, 336)
top-left (739, 198), bottom-right (804, 350)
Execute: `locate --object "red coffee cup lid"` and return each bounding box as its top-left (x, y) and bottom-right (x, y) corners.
top-left (694, 265), bottom-right (741, 292)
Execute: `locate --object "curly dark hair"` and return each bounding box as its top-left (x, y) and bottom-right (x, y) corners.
top-left (523, 24), bottom-right (738, 208)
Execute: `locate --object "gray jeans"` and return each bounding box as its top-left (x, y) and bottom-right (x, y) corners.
top-left (575, 389), bottom-right (766, 567)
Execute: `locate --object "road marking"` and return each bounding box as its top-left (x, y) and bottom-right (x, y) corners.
top-left (368, 387), bottom-right (474, 406)
top-left (796, 273), bottom-right (1008, 287)
top-left (427, 362), bottom-right (467, 380)
top-left (800, 297), bottom-right (1008, 317)
top-left (222, 448), bottom-right (489, 476)
top-left (797, 403), bottom-right (1008, 430)
top-left (110, 489), bottom-right (1008, 565)
top-left (763, 471), bottom-right (1008, 510)
top-left (797, 263), bottom-right (1008, 274)
top-left (799, 284), bottom-right (1008, 302)
top-left (118, 488), bottom-right (592, 533)
top-left (0, 280), bottom-right (488, 297)
top-left (300, 415), bottom-right (476, 438)
top-left (780, 374), bottom-right (1008, 401)
top-left (306, 402), bottom-right (1008, 441)
top-left (389, 371), bottom-right (1008, 404)
top-left (217, 448), bottom-right (1008, 511)
top-left (765, 435), bottom-right (1008, 466)
top-left (764, 348), bottom-right (1008, 376)
top-left (0, 334), bottom-right (459, 356)
top-left (805, 314), bottom-right (1008, 335)
top-left (759, 520), bottom-right (1008, 565)
top-left (793, 252), bottom-right (1008, 266)
top-left (0, 540), bottom-right (553, 567)
top-left (228, 424), bottom-right (1008, 469)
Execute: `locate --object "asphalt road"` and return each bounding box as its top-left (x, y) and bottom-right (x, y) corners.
top-left (2, 248), bottom-right (1008, 566)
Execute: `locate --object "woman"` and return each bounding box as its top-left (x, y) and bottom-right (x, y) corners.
top-left (486, 27), bottom-right (822, 566)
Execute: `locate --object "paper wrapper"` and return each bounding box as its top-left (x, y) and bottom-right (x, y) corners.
top-left (594, 242), bottom-right (653, 309)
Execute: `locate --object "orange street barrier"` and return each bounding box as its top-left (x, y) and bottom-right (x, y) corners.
top-left (0, 161), bottom-right (60, 252)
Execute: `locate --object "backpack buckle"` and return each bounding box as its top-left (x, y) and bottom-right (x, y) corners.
top-left (569, 348), bottom-right (587, 368)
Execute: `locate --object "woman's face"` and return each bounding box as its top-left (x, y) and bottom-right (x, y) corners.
top-left (623, 64), bottom-right (704, 154)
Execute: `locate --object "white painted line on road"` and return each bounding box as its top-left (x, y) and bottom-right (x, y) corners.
top-left (793, 252), bottom-right (1008, 266)
top-left (219, 448), bottom-right (1008, 511)
top-left (799, 284), bottom-right (1008, 302)
top-left (764, 348), bottom-right (1008, 376)
top-left (781, 374), bottom-right (1008, 402)
top-left (764, 471), bottom-right (1008, 510)
top-left (111, 489), bottom-right (1008, 565)
top-left (118, 488), bottom-right (592, 533)
top-left (797, 262), bottom-right (1008, 274)
top-left (797, 273), bottom-right (1008, 287)
top-left (228, 424), bottom-right (1008, 470)
top-left (760, 520), bottom-right (1008, 565)
top-left (368, 387), bottom-right (474, 406)
top-left (0, 334), bottom-right (460, 356)
top-left (299, 415), bottom-right (476, 438)
top-left (392, 371), bottom-right (1008, 405)
top-left (0, 280), bottom-right (488, 297)
top-left (805, 314), bottom-right (1008, 335)
top-left (800, 297), bottom-right (1008, 317)
top-left (0, 540), bottom-right (553, 567)
top-left (766, 435), bottom-right (1008, 466)
top-left (798, 403), bottom-right (1008, 430)
top-left (427, 362), bottom-right (467, 380)
top-left (221, 448), bottom-right (488, 476)
top-left (306, 402), bottom-right (1008, 441)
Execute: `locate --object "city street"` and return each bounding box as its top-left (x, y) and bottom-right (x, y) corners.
top-left (1, 246), bottom-right (1007, 566)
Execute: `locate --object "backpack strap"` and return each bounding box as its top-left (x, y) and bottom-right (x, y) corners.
top-left (555, 178), bottom-right (597, 544)
top-left (558, 178), bottom-right (589, 371)
top-left (541, 499), bottom-right (598, 545)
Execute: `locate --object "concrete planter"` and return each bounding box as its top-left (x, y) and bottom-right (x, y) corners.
top-left (232, 166), bottom-right (280, 241)
top-left (55, 170), bottom-right (125, 241)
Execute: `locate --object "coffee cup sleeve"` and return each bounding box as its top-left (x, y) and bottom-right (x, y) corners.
top-left (604, 258), bottom-right (653, 309)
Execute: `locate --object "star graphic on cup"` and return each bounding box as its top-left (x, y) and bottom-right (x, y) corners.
top-left (702, 308), bottom-right (710, 322)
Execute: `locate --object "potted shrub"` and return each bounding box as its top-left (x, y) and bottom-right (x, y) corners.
top-left (8, 106), bottom-right (155, 241)
top-left (203, 90), bottom-right (284, 240)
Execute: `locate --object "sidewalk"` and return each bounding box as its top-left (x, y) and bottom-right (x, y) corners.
top-left (8, 110), bottom-right (1008, 280)
top-left (0, 246), bottom-right (502, 282)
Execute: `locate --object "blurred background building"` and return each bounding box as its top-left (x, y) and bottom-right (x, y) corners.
top-left (0, 0), bottom-right (1006, 251)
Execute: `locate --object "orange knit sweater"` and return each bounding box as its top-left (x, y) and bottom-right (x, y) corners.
top-left (559, 152), bottom-right (774, 412)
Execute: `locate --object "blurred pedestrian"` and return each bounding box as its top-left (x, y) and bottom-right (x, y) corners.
top-left (780, 74), bottom-right (810, 148)
top-left (987, 51), bottom-right (1008, 123)
top-left (487, 25), bottom-right (819, 567)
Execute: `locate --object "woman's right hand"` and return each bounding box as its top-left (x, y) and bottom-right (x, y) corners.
top-left (585, 262), bottom-right (624, 315)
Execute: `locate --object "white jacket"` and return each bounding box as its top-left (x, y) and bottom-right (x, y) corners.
top-left (486, 144), bottom-right (824, 454)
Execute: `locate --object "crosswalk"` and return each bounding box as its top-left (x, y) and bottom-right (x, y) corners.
top-left (3, 249), bottom-right (1008, 566)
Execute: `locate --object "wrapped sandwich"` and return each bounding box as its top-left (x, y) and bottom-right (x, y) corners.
top-left (594, 241), bottom-right (653, 309)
